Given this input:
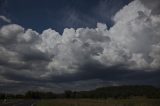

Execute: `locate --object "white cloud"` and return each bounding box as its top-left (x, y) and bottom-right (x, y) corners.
top-left (129, 53), bottom-right (149, 69)
top-left (0, 24), bottom-right (24, 43)
top-left (150, 43), bottom-right (160, 69)
top-left (0, 15), bottom-right (11, 23)
top-left (37, 28), bottom-right (61, 54)
top-left (108, 0), bottom-right (160, 70)
top-left (113, 0), bottom-right (151, 23)
top-left (17, 29), bottom-right (39, 43)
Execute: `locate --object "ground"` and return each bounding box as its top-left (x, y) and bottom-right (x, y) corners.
top-left (36, 99), bottom-right (160, 106)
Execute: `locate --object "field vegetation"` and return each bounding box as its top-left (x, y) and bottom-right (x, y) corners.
top-left (36, 98), bottom-right (160, 106)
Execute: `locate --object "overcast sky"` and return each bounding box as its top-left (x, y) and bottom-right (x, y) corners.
top-left (0, 0), bottom-right (160, 93)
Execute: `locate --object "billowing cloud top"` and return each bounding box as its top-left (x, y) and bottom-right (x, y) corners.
top-left (0, 0), bottom-right (160, 93)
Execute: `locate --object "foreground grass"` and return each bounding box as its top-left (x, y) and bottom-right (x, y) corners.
top-left (36, 98), bottom-right (160, 106)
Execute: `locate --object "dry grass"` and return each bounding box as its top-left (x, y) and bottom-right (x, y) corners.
top-left (36, 98), bottom-right (160, 106)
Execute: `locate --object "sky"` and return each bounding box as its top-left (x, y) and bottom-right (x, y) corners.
top-left (0, 0), bottom-right (160, 93)
top-left (0, 0), bottom-right (133, 32)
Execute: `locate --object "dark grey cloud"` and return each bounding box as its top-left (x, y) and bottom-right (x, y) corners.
top-left (140, 0), bottom-right (160, 14)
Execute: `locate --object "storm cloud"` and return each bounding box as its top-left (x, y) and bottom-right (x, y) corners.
top-left (0, 0), bottom-right (160, 93)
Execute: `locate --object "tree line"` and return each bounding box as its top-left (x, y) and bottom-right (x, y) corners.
top-left (0, 85), bottom-right (160, 99)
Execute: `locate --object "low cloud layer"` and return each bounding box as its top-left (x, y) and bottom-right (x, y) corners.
top-left (0, 0), bottom-right (160, 93)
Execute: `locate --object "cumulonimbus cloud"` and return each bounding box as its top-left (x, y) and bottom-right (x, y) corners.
top-left (38, 0), bottom-right (160, 76)
top-left (0, 0), bottom-right (160, 92)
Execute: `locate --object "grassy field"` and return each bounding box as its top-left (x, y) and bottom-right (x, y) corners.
top-left (36, 99), bottom-right (160, 106)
